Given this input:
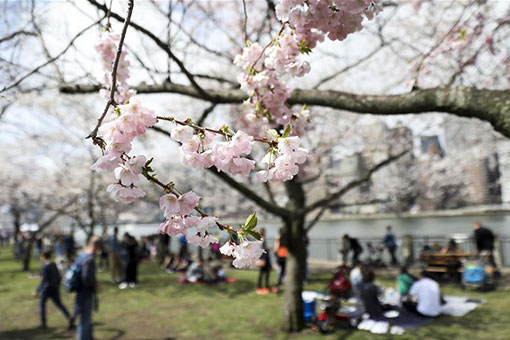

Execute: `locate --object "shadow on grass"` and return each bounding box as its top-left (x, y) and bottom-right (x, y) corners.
top-left (139, 274), bottom-right (257, 297)
top-left (0, 325), bottom-right (128, 340)
top-left (0, 326), bottom-right (71, 340)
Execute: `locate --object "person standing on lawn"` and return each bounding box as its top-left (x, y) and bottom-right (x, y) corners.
top-left (256, 228), bottom-right (272, 294)
top-left (383, 225), bottom-right (399, 266)
top-left (74, 236), bottom-right (101, 340)
top-left (473, 222), bottom-right (501, 278)
top-left (34, 251), bottom-right (73, 329)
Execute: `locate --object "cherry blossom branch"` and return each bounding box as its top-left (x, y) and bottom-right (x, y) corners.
top-left (156, 115), bottom-right (273, 144)
top-left (141, 170), bottom-right (238, 234)
top-left (86, 0), bottom-right (215, 102)
top-left (86, 0), bottom-right (134, 143)
top-left (149, 125), bottom-right (292, 218)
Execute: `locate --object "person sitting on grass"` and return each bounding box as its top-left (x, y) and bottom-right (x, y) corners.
top-left (358, 267), bottom-right (391, 319)
top-left (33, 250), bottom-right (73, 329)
top-left (396, 266), bottom-right (416, 296)
top-left (402, 270), bottom-right (441, 317)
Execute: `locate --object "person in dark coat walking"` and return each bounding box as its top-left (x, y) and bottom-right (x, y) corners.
top-left (34, 251), bottom-right (73, 329)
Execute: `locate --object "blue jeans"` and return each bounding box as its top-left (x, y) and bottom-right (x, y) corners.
top-left (40, 288), bottom-right (71, 326)
top-left (75, 292), bottom-right (93, 340)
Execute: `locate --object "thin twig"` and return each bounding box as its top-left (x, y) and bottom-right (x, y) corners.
top-left (142, 171), bottom-right (237, 233)
top-left (87, 0), bottom-right (134, 142)
top-left (0, 18), bottom-right (102, 94)
top-left (242, 0), bottom-right (249, 44)
top-left (157, 115), bottom-right (272, 144)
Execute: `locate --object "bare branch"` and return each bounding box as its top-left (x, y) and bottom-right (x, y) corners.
top-left (61, 82), bottom-right (510, 139)
top-left (0, 18), bottom-right (102, 94)
top-left (0, 30), bottom-right (36, 44)
top-left (303, 150), bottom-right (409, 215)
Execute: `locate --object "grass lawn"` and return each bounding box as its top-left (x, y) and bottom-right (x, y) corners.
top-left (0, 247), bottom-right (509, 340)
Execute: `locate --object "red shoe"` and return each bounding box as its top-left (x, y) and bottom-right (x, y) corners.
top-left (271, 287), bottom-right (280, 293)
top-left (256, 288), bottom-right (268, 295)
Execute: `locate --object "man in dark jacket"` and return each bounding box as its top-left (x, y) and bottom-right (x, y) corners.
top-left (74, 236), bottom-right (101, 340)
top-left (34, 251), bottom-right (72, 328)
top-left (473, 222), bottom-right (500, 276)
top-left (473, 222), bottom-right (495, 252)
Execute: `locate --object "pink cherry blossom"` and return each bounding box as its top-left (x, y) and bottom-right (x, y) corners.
top-left (106, 184), bottom-right (145, 204)
top-left (220, 242), bottom-right (236, 256)
top-left (196, 216), bottom-right (218, 232)
top-left (171, 125), bottom-right (195, 143)
top-left (91, 154), bottom-right (121, 172)
top-left (159, 193), bottom-right (180, 217)
top-left (178, 191), bottom-right (200, 215)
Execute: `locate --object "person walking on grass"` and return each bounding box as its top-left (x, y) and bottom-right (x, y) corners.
top-left (74, 236), bottom-right (101, 340)
top-left (34, 251), bottom-right (73, 329)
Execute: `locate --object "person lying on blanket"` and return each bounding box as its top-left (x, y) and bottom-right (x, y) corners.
top-left (402, 270), bottom-right (441, 317)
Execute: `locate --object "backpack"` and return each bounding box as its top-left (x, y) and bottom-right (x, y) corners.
top-left (63, 261), bottom-right (82, 292)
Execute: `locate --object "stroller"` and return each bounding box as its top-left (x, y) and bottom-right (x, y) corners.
top-left (461, 252), bottom-right (496, 291)
top-left (365, 242), bottom-right (386, 267)
top-left (313, 265), bottom-right (355, 334)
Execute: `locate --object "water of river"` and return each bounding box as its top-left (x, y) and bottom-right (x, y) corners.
top-left (74, 212), bottom-right (510, 245)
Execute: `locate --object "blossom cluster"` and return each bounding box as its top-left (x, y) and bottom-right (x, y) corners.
top-left (257, 136), bottom-right (308, 182)
top-left (234, 0), bottom-right (379, 139)
top-left (275, 0), bottom-right (381, 46)
top-left (171, 126), bottom-right (256, 175)
top-left (95, 31), bottom-right (134, 104)
top-left (169, 122), bottom-right (310, 183)
top-left (220, 241), bottom-right (265, 268)
top-left (91, 100), bottom-right (157, 203)
top-left (158, 193), bottom-right (220, 248)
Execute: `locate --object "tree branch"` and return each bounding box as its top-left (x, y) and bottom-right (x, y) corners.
top-left (303, 150), bottom-right (409, 215)
top-left (61, 82), bottom-right (510, 138)
top-left (0, 18), bottom-right (102, 94)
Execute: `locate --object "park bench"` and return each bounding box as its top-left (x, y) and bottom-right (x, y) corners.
top-left (420, 252), bottom-right (476, 274)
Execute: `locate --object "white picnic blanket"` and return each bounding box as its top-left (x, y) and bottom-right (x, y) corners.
top-left (440, 296), bottom-right (486, 317)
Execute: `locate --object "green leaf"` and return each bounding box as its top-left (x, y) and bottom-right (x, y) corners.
top-left (244, 213), bottom-right (257, 230)
top-left (281, 125), bottom-right (291, 138)
top-left (246, 229), bottom-right (262, 241)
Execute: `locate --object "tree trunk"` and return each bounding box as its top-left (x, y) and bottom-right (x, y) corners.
top-left (282, 179), bottom-right (306, 332)
top-left (22, 239), bottom-right (33, 271)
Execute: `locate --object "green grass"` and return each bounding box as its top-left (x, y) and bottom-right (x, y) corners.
top-left (0, 247), bottom-right (509, 340)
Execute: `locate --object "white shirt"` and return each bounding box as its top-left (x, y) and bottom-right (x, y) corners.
top-left (409, 278), bottom-right (441, 317)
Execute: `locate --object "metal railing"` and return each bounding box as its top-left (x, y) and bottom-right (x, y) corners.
top-left (266, 235), bottom-right (510, 267)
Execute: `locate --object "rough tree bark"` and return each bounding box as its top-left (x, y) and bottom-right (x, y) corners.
top-left (281, 178), bottom-right (306, 332)
top-left (61, 83), bottom-right (510, 139)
